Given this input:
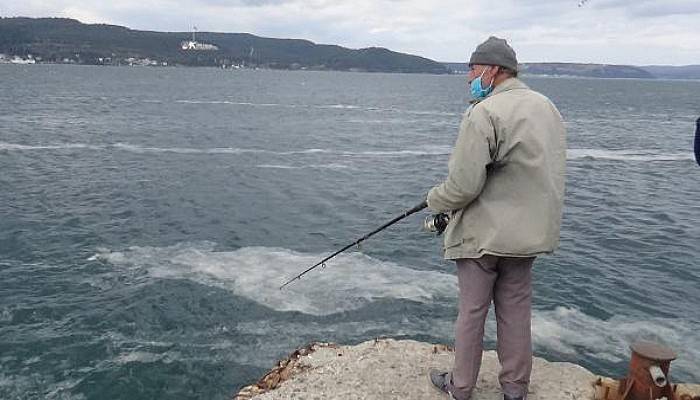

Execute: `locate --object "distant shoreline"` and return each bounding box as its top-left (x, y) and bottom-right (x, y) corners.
top-left (4, 62), bottom-right (700, 81)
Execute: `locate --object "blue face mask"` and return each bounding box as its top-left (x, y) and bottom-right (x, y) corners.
top-left (470, 69), bottom-right (494, 100)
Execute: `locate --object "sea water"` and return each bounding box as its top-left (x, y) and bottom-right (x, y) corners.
top-left (1, 65), bottom-right (698, 399)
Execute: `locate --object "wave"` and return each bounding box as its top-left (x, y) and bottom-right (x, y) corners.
top-left (173, 99), bottom-right (458, 116)
top-left (0, 141), bottom-right (451, 157)
top-left (567, 148), bottom-right (694, 161)
top-left (0, 142), bottom-right (102, 151)
top-left (110, 143), bottom-right (267, 155)
top-left (0, 142), bottom-right (328, 155)
top-left (3, 141), bottom-right (693, 163)
top-left (0, 373), bottom-right (84, 400)
top-left (176, 100), bottom-right (286, 107)
top-left (91, 243), bottom-right (457, 316)
top-left (317, 104), bottom-right (363, 110)
top-left (114, 351), bottom-right (172, 365)
top-left (353, 148), bottom-right (450, 156)
top-left (0, 307), bottom-right (12, 322)
top-left (256, 163), bottom-right (352, 170)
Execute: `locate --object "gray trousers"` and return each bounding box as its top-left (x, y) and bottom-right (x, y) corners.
top-left (446, 255), bottom-right (535, 400)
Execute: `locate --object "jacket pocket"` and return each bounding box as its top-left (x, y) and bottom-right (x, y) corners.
top-left (443, 209), bottom-right (466, 250)
top-left (443, 239), bottom-right (463, 250)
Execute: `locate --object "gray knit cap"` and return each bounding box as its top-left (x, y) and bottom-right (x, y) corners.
top-left (469, 36), bottom-right (518, 71)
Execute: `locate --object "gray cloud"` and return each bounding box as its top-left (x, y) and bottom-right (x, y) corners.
top-left (1, 0), bottom-right (699, 65)
top-left (594, 0), bottom-right (700, 17)
top-left (194, 0), bottom-right (294, 7)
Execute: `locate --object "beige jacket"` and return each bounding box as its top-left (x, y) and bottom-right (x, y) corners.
top-left (427, 78), bottom-right (566, 259)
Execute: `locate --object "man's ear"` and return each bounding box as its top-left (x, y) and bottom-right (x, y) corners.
top-left (488, 66), bottom-right (500, 81)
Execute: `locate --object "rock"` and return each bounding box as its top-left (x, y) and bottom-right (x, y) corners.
top-left (235, 338), bottom-right (611, 399)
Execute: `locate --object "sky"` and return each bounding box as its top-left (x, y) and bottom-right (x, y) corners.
top-left (2, 0), bottom-right (699, 65)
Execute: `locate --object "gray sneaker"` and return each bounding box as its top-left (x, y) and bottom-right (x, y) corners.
top-left (504, 395), bottom-right (525, 400)
top-left (429, 370), bottom-right (457, 399)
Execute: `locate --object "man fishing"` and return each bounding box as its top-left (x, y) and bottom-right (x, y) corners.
top-left (426, 37), bottom-right (567, 400)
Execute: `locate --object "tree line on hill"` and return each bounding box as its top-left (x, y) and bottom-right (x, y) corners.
top-left (0, 17), bottom-right (448, 73)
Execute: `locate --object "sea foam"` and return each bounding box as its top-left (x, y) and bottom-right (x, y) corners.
top-left (530, 306), bottom-right (699, 381)
top-left (92, 243), bottom-right (457, 316)
top-left (92, 243), bottom-right (700, 381)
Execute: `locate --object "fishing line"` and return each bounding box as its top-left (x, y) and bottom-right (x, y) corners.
top-left (279, 201), bottom-right (428, 289)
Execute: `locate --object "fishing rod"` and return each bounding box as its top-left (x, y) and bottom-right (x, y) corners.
top-left (279, 200), bottom-right (429, 290)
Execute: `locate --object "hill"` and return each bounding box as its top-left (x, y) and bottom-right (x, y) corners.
top-left (641, 65), bottom-right (700, 80)
top-left (444, 62), bottom-right (700, 80)
top-left (0, 17), bottom-right (448, 74)
top-left (521, 62), bottom-right (656, 79)
top-left (443, 62), bottom-right (655, 79)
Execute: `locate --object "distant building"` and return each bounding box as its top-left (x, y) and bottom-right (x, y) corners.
top-left (180, 41), bottom-right (219, 51)
top-left (10, 55), bottom-right (35, 64)
top-left (180, 26), bottom-right (219, 51)
top-left (0, 54), bottom-right (36, 64)
top-left (124, 57), bottom-right (160, 66)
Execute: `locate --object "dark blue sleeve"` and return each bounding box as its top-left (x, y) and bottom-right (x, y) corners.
top-left (696, 118), bottom-right (700, 166)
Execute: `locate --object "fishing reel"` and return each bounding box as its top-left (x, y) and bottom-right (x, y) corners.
top-left (424, 213), bottom-right (450, 235)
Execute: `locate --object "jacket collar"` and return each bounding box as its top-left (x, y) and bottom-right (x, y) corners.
top-left (469, 78), bottom-right (528, 106)
top-left (489, 77), bottom-right (529, 98)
